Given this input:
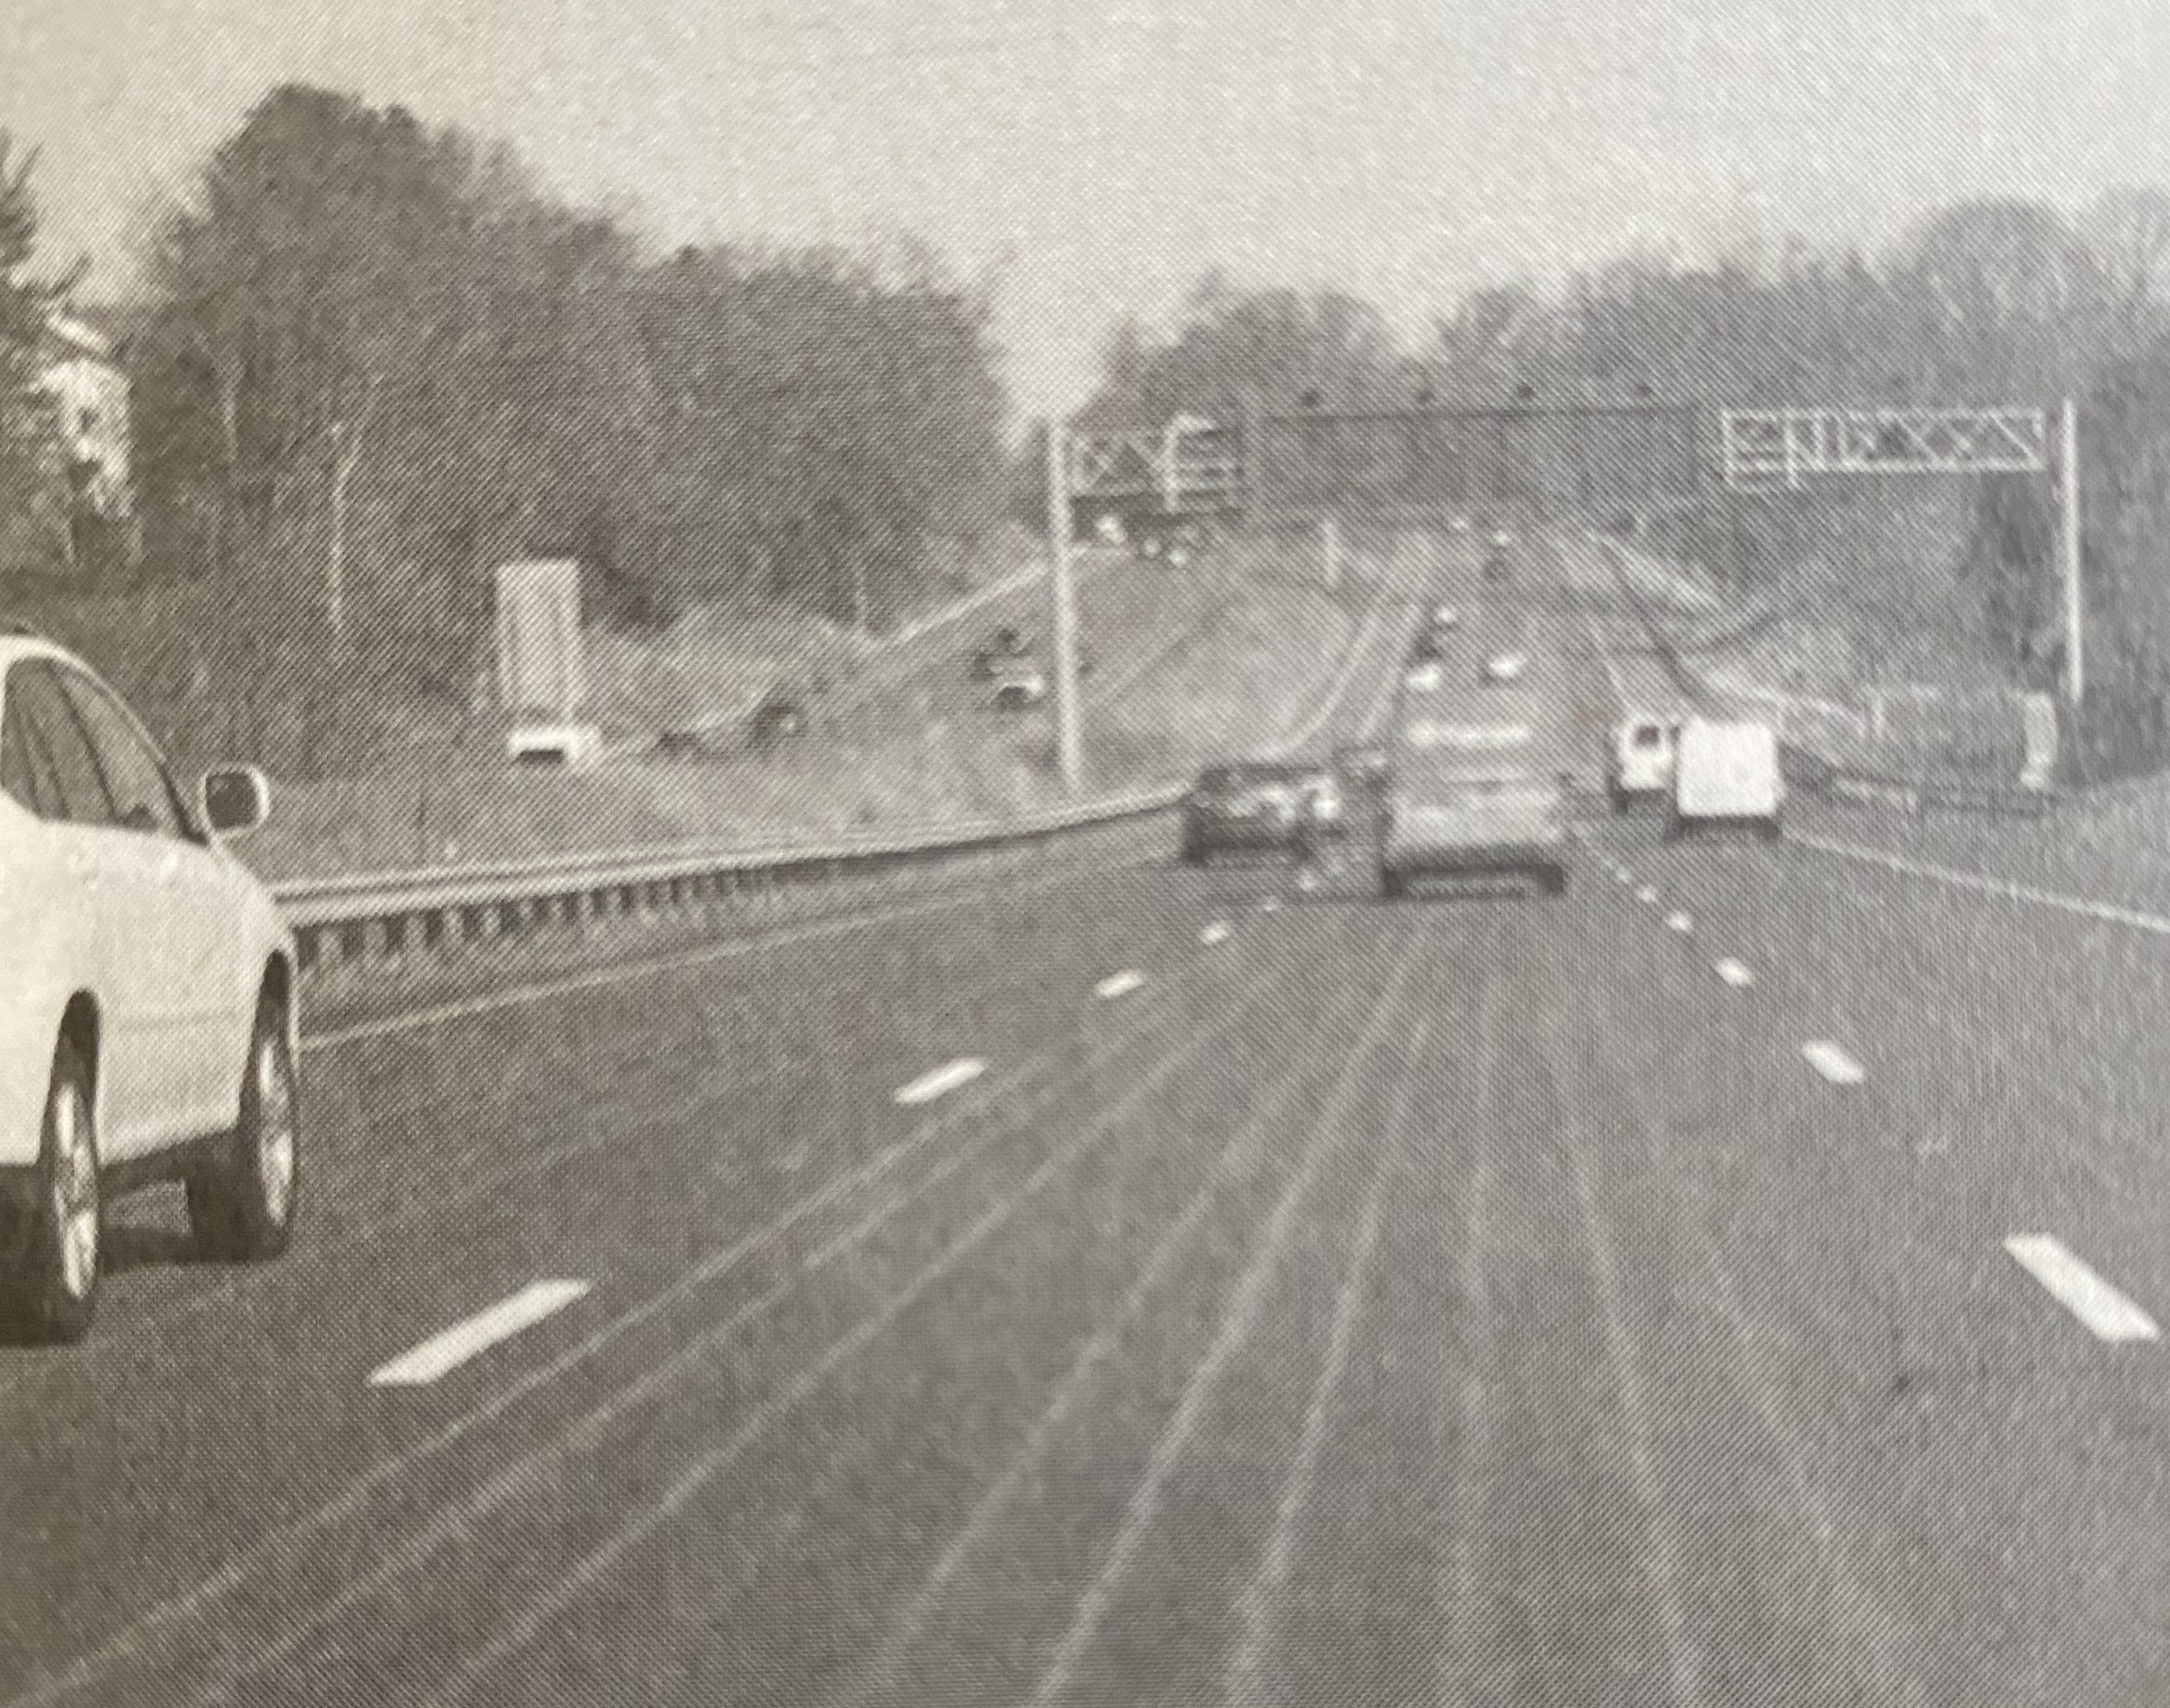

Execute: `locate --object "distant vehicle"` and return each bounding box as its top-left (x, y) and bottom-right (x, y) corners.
top-left (748, 695), bottom-right (808, 750)
top-left (1482, 652), bottom-right (1528, 685)
top-left (1179, 763), bottom-right (1313, 864)
top-left (987, 656), bottom-right (1048, 710)
top-left (1, 634), bottom-right (300, 1342)
top-left (1668, 716), bottom-right (1783, 840)
top-left (1607, 715), bottom-right (1678, 812)
top-left (1333, 742), bottom-right (1391, 789)
top-left (1378, 707), bottom-right (1566, 897)
top-left (968, 626), bottom-right (1036, 681)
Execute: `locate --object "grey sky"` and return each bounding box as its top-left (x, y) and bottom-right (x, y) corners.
top-left (8, 0), bottom-right (2168, 414)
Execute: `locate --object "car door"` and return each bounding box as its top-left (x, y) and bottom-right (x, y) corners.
top-left (50, 663), bottom-right (248, 1139)
top-left (3, 662), bottom-right (183, 1156)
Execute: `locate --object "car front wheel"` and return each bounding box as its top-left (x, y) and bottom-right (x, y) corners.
top-left (188, 995), bottom-right (299, 1262)
top-left (2, 1038), bottom-right (100, 1343)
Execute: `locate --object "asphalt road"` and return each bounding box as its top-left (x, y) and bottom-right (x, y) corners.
top-left (9, 528), bottom-right (2170, 1706)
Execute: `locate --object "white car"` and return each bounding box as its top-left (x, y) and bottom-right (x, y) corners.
top-left (1668, 716), bottom-right (1784, 840)
top-left (0, 632), bottom-right (299, 1342)
top-left (1607, 715), bottom-right (1678, 811)
top-left (1481, 652), bottom-right (1528, 685)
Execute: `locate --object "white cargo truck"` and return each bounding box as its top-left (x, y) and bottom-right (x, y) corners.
top-left (1668, 716), bottom-right (1783, 840)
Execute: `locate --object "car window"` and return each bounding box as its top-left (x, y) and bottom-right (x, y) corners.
top-left (6, 664), bottom-right (117, 825)
top-left (1, 667), bottom-right (64, 817)
top-left (1632, 726), bottom-right (1663, 749)
top-left (50, 665), bottom-right (187, 839)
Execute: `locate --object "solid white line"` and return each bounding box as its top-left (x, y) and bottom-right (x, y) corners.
top-left (1636, 884), bottom-right (1660, 906)
top-left (1094, 969), bottom-right (1146, 1000)
top-left (1026, 952), bottom-right (1424, 1707)
top-left (894, 1057), bottom-right (986, 1105)
top-left (1666, 910), bottom-right (1694, 934)
top-left (1801, 1041), bottom-right (1866, 1086)
top-left (1714, 958), bottom-right (1755, 987)
top-left (368, 1282), bottom-right (591, 1388)
top-left (1795, 832), bottom-right (2170, 939)
top-left (1198, 919), bottom-right (1231, 946)
top-left (2004, 1236), bottom-right (2161, 1343)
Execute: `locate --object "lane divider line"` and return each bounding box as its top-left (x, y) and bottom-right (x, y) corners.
top-left (1259, 896), bottom-right (1283, 914)
top-left (368, 1282), bottom-right (591, 1389)
top-left (2004, 1235), bottom-right (2161, 1343)
top-left (1198, 920), bottom-right (1231, 947)
top-left (1666, 911), bottom-right (1694, 934)
top-left (1094, 970), bottom-right (1147, 1000)
top-left (1801, 1042), bottom-right (1866, 1087)
top-left (1795, 832), bottom-right (2170, 939)
top-left (893, 1057), bottom-right (987, 1106)
top-left (1714, 958), bottom-right (1755, 988)
top-left (1635, 884), bottom-right (1660, 906)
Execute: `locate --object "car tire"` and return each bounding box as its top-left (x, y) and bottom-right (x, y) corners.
top-left (187, 995), bottom-right (299, 1263)
top-left (1380, 864), bottom-right (1404, 900)
top-left (1, 1038), bottom-right (100, 1344)
top-left (1539, 865), bottom-right (1569, 896)
top-left (1760, 816), bottom-right (1783, 844)
top-left (1663, 810), bottom-right (1685, 843)
top-left (1608, 784), bottom-right (1628, 816)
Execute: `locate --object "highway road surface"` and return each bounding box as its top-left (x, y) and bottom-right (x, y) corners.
top-left (9, 527), bottom-right (2170, 1707)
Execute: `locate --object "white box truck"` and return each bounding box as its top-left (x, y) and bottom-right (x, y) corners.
top-left (1668, 717), bottom-right (1783, 840)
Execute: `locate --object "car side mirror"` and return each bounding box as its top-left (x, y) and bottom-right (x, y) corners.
top-left (202, 765), bottom-right (271, 837)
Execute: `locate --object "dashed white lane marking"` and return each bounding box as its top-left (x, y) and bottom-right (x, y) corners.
top-left (1636, 884), bottom-right (1660, 906)
top-left (1714, 958), bottom-right (1755, 987)
top-left (2004, 1236), bottom-right (2161, 1343)
top-left (1801, 1042), bottom-right (1866, 1086)
top-left (1094, 969), bottom-right (1146, 1000)
top-left (893, 1056), bottom-right (987, 1105)
top-left (369, 1281), bottom-right (591, 1388)
top-left (1259, 896), bottom-right (1283, 914)
top-left (1666, 910), bottom-right (1694, 934)
top-left (1795, 833), bottom-right (2170, 938)
top-left (1198, 920), bottom-right (1231, 946)
top-left (1615, 866), bottom-right (1633, 884)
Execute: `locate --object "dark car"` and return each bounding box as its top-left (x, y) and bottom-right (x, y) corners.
top-left (748, 695), bottom-right (807, 751)
top-left (969, 627), bottom-right (1033, 682)
top-left (1180, 761), bottom-right (1334, 865)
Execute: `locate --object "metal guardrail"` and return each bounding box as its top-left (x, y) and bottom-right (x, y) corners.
top-left (273, 782), bottom-right (1186, 977)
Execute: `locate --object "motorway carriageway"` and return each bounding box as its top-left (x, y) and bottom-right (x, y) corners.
top-left (9, 532), bottom-right (2170, 1705)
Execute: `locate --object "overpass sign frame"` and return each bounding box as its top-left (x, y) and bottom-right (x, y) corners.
top-left (1720, 403), bottom-right (2084, 706)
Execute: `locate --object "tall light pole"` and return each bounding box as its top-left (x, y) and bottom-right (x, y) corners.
top-left (1045, 418), bottom-right (1083, 791)
top-left (2058, 397), bottom-right (2084, 708)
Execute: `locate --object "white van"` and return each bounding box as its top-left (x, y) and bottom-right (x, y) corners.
top-left (1607, 715), bottom-right (1678, 811)
top-left (1668, 716), bottom-right (1783, 840)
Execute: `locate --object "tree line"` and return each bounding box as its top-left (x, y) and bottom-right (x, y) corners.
top-left (1071, 194), bottom-right (2170, 772)
top-left (5, 87), bottom-right (1011, 771)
